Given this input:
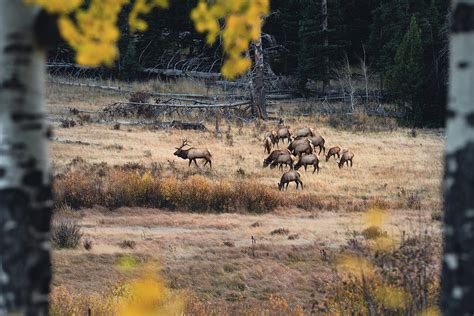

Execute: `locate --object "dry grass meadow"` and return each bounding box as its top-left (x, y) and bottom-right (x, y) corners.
top-left (47, 79), bottom-right (444, 315)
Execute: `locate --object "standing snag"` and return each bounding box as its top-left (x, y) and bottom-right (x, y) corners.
top-left (278, 170), bottom-right (303, 190)
top-left (326, 146), bottom-right (341, 161)
top-left (338, 150), bottom-right (354, 169)
top-left (294, 154), bottom-right (320, 174)
top-left (173, 139), bottom-right (212, 168)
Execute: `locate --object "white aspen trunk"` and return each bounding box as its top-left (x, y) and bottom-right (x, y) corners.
top-left (0, 1), bottom-right (52, 315)
top-left (442, 1), bottom-right (474, 314)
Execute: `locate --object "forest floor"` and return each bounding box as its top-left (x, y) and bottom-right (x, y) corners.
top-left (47, 79), bottom-right (444, 314)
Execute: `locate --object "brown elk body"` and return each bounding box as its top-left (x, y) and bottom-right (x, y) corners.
top-left (294, 154), bottom-right (320, 174)
top-left (264, 131), bottom-right (277, 147)
top-left (326, 146), bottom-right (341, 162)
top-left (308, 135), bottom-right (326, 155)
top-left (263, 149), bottom-right (288, 168)
top-left (338, 151), bottom-right (354, 168)
top-left (276, 127), bottom-right (291, 145)
top-left (270, 153), bottom-right (295, 171)
top-left (291, 141), bottom-right (314, 157)
top-left (287, 137), bottom-right (309, 152)
top-left (174, 139), bottom-right (212, 168)
top-left (278, 170), bottom-right (303, 190)
top-left (294, 127), bottom-right (315, 138)
top-left (263, 136), bottom-right (272, 154)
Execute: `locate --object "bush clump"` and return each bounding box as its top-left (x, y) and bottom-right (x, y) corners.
top-left (51, 219), bottom-right (82, 249)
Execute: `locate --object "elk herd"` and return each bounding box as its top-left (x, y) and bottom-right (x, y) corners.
top-left (173, 125), bottom-right (354, 191)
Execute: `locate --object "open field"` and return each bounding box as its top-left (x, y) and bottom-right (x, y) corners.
top-left (47, 80), bottom-right (444, 314)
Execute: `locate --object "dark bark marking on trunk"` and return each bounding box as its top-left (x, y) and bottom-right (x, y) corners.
top-left (22, 170), bottom-right (43, 187)
top-left (0, 74), bottom-right (25, 91)
top-left (458, 61), bottom-right (470, 69)
top-left (36, 185), bottom-right (53, 203)
top-left (11, 112), bottom-right (44, 122)
top-left (4, 43), bottom-right (33, 54)
top-left (452, 3), bottom-right (474, 33)
top-left (14, 56), bottom-right (31, 66)
top-left (12, 143), bottom-right (26, 151)
top-left (442, 142), bottom-right (474, 314)
top-left (20, 123), bottom-right (43, 131)
top-left (45, 125), bottom-right (53, 139)
top-left (0, 168), bottom-right (5, 178)
top-left (467, 113), bottom-right (474, 127)
top-left (447, 109), bottom-right (457, 119)
top-left (7, 32), bottom-right (23, 41)
top-left (18, 157), bottom-right (37, 169)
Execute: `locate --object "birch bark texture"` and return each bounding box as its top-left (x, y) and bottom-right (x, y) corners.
top-left (0, 1), bottom-right (52, 315)
top-left (442, 1), bottom-right (474, 315)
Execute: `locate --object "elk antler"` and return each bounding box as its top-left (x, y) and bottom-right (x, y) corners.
top-left (176, 138), bottom-right (190, 150)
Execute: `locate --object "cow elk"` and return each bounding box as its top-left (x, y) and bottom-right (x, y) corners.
top-left (326, 146), bottom-right (341, 162)
top-left (338, 150), bottom-right (354, 169)
top-left (276, 127), bottom-right (291, 145)
top-left (263, 149), bottom-right (289, 168)
top-left (293, 127), bottom-right (315, 138)
top-left (308, 135), bottom-right (326, 155)
top-left (291, 141), bottom-right (314, 158)
top-left (294, 154), bottom-right (320, 174)
top-left (263, 136), bottom-right (273, 154)
top-left (278, 170), bottom-right (303, 190)
top-left (264, 130), bottom-right (277, 146)
top-left (173, 139), bottom-right (212, 168)
top-left (270, 152), bottom-right (295, 171)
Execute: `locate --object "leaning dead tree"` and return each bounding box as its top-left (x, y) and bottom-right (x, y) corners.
top-left (442, 1), bottom-right (474, 314)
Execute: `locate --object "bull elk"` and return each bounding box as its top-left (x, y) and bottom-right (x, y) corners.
top-left (293, 127), bottom-right (315, 138)
top-left (173, 139), bottom-right (212, 169)
top-left (263, 149), bottom-right (289, 168)
top-left (326, 146), bottom-right (341, 162)
top-left (294, 154), bottom-right (320, 174)
top-left (278, 170), bottom-right (303, 190)
top-left (338, 150), bottom-right (354, 169)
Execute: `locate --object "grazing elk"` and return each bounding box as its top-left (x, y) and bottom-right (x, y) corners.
top-left (338, 150), bottom-right (354, 169)
top-left (278, 170), bottom-right (303, 190)
top-left (263, 149), bottom-right (288, 168)
top-left (291, 141), bottom-right (314, 158)
top-left (270, 152), bottom-right (295, 171)
top-left (276, 127), bottom-right (291, 145)
top-left (173, 139), bottom-right (212, 168)
top-left (307, 135), bottom-right (326, 155)
top-left (326, 146), bottom-right (341, 162)
top-left (263, 136), bottom-right (273, 154)
top-left (264, 130), bottom-right (277, 147)
top-left (287, 137), bottom-right (310, 152)
top-left (293, 127), bottom-right (315, 138)
top-left (294, 154), bottom-right (320, 174)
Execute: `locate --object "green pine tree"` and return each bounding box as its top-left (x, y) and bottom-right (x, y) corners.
top-left (386, 16), bottom-right (424, 125)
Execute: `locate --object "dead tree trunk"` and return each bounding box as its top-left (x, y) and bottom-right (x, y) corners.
top-left (251, 32), bottom-right (267, 119)
top-left (0, 1), bottom-right (53, 315)
top-left (442, 1), bottom-right (474, 314)
top-left (322, 0), bottom-right (329, 93)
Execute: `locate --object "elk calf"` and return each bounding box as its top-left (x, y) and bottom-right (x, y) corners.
top-left (338, 150), bottom-right (354, 169)
top-left (270, 153), bottom-right (295, 171)
top-left (326, 146), bottom-right (341, 162)
top-left (263, 149), bottom-right (288, 168)
top-left (278, 170), bottom-right (303, 190)
top-left (294, 154), bottom-right (320, 174)
top-left (264, 130), bottom-right (277, 146)
top-left (173, 139), bottom-right (212, 168)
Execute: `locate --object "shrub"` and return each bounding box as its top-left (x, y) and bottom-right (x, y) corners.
top-left (431, 210), bottom-right (443, 222)
top-left (129, 91), bottom-right (150, 103)
top-left (51, 219), bottom-right (82, 249)
top-left (270, 228), bottom-right (289, 236)
top-left (361, 226), bottom-right (387, 240)
top-left (83, 238), bottom-right (93, 251)
top-left (119, 240), bottom-right (136, 249)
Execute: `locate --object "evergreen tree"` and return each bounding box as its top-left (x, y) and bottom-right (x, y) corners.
top-left (386, 16), bottom-right (424, 124)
